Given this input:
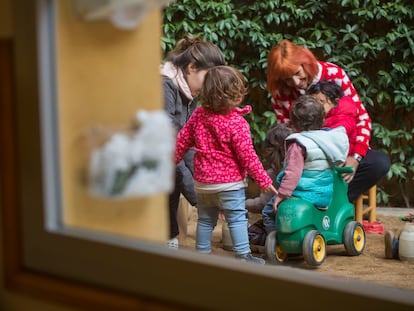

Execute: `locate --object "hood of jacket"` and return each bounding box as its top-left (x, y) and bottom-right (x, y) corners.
top-left (160, 61), bottom-right (193, 101)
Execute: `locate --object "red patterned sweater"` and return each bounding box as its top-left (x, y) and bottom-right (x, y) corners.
top-left (175, 105), bottom-right (272, 189)
top-left (272, 61), bottom-right (371, 156)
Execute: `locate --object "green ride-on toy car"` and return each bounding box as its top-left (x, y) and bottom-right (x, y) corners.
top-left (265, 166), bottom-right (366, 267)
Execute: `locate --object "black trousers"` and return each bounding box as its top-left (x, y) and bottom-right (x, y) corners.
top-left (348, 149), bottom-right (391, 202)
top-left (169, 150), bottom-right (197, 239)
top-left (168, 180), bottom-right (181, 239)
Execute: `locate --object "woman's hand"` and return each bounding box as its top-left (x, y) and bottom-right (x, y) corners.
top-left (342, 156), bottom-right (359, 183)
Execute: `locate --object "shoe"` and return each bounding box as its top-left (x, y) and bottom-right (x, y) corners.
top-left (235, 252), bottom-right (265, 265)
top-left (400, 213), bottom-right (414, 222)
top-left (167, 237), bottom-right (179, 249)
top-left (384, 231), bottom-right (399, 259)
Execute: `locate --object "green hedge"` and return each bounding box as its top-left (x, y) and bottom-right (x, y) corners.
top-left (162, 0), bottom-right (414, 207)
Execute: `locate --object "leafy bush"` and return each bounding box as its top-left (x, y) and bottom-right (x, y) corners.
top-left (162, 0), bottom-right (414, 206)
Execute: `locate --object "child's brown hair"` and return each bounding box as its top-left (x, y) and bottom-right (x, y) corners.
top-left (290, 95), bottom-right (325, 131)
top-left (263, 124), bottom-right (293, 173)
top-left (200, 66), bottom-right (248, 114)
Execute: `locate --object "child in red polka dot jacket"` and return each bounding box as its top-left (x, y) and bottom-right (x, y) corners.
top-left (175, 65), bottom-right (276, 264)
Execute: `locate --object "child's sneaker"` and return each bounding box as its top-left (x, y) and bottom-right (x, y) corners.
top-left (384, 231), bottom-right (399, 259)
top-left (235, 252), bottom-right (265, 264)
top-left (167, 237), bottom-right (179, 249)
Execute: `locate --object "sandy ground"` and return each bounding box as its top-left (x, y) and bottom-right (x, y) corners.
top-left (178, 206), bottom-right (414, 292)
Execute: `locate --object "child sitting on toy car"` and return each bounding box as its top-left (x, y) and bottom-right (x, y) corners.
top-left (262, 95), bottom-right (349, 234)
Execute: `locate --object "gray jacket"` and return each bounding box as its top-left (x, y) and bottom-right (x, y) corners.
top-left (163, 76), bottom-right (197, 205)
top-left (163, 77), bottom-right (198, 131)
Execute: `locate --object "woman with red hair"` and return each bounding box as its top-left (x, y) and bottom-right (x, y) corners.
top-left (266, 39), bottom-right (390, 203)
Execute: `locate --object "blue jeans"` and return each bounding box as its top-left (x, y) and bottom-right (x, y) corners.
top-left (262, 195), bottom-right (277, 234)
top-left (196, 189), bottom-right (250, 255)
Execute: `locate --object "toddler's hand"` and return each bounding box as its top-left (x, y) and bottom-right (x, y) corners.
top-left (262, 184), bottom-right (278, 195)
top-left (273, 196), bottom-right (283, 212)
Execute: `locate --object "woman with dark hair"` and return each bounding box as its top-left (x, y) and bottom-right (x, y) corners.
top-left (160, 34), bottom-right (226, 248)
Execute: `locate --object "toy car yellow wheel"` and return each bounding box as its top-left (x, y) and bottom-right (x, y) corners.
top-left (343, 221), bottom-right (366, 255)
top-left (303, 230), bottom-right (326, 266)
top-left (265, 231), bottom-right (287, 264)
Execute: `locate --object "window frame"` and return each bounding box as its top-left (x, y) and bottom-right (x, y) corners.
top-left (1, 0), bottom-right (414, 310)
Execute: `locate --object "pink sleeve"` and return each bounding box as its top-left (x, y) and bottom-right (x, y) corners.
top-left (231, 120), bottom-right (273, 189)
top-left (277, 143), bottom-right (305, 197)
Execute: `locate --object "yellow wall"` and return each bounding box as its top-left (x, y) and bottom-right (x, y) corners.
top-left (56, 1), bottom-right (168, 242)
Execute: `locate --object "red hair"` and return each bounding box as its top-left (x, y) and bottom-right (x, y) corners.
top-left (266, 39), bottom-right (319, 97)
